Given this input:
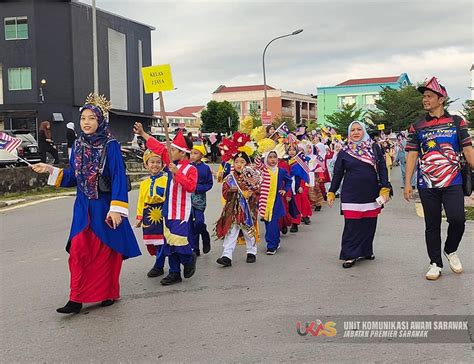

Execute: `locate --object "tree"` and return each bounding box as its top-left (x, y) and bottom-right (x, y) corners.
top-left (368, 85), bottom-right (424, 132)
top-left (306, 119), bottom-right (319, 133)
top-left (326, 103), bottom-right (365, 137)
top-left (461, 100), bottom-right (474, 129)
top-left (200, 100), bottom-right (239, 133)
top-left (249, 109), bottom-right (262, 128)
top-left (272, 115), bottom-right (296, 131)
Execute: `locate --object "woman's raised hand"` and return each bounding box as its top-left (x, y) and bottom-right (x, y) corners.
top-left (31, 163), bottom-right (52, 174)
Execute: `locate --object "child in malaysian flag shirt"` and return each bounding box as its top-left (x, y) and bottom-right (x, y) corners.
top-left (134, 123), bottom-right (198, 286)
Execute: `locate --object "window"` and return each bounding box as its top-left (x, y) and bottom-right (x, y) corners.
top-left (5, 17), bottom-right (28, 40)
top-left (363, 94), bottom-right (379, 110)
top-left (363, 94), bottom-right (377, 106)
top-left (337, 95), bottom-right (356, 108)
top-left (248, 101), bottom-right (260, 112)
top-left (8, 67), bottom-right (32, 90)
top-left (230, 101), bottom-right (241, 113)
top-left (108, 28), bottom-right (127, 110)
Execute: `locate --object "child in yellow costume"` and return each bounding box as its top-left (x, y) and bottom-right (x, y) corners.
top-left (136, 150), bottom-right (168, 278)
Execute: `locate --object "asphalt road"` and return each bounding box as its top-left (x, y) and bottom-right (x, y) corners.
top-left (0, 167), bottom-right (472, 363)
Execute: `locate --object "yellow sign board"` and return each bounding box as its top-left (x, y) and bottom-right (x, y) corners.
top-left (141, 64), bottom-right (174, 94)
top-left (377, 124), bottom-right (385, 131)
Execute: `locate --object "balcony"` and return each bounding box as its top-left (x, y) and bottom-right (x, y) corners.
top-left (281, 107), bottom-right (293, 116)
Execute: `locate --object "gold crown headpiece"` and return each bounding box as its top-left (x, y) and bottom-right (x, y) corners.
top-left (84, 93), bottom-right (112, 117)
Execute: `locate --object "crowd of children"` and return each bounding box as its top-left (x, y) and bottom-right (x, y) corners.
top-left (132, 121), bottom-right (341, 283)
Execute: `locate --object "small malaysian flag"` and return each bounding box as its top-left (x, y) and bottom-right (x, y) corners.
top-left (0, 132), bottom-right (22, 153)
top-left (275, 122), bottom-right (289, 137)
top-left (287, 133), bottom-right (298, 143)
top-left (295, 152), bottom-right (310, 174)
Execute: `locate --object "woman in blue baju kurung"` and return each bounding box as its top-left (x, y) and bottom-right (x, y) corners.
top-left (328, 121), bottom-right (390, 268)
top-left (32, 94), bottom-right (140, 313)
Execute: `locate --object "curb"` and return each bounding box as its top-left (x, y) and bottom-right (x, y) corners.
top-left (0, 183), bottom-right (141, 211)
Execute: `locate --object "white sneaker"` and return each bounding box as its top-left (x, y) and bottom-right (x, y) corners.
top-left (443, 251), bottom-right (463, 273)
top-left (425, 263), bottom-right (442, 280)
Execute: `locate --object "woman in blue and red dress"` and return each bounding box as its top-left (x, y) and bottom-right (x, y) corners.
top-left (327, 121), bottom-right (390, 268)
top-left (32, 94), bottom-right (141, 313)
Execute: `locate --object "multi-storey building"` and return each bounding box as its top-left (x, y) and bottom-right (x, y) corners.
top-left (211, 84), bottom-right (317, 125)
top-left (317, 73), bottom-right (411, 125)
top-left (153, 105), bottom-right (204, 135)
top-left (0, 0), bottom-right (155, 143)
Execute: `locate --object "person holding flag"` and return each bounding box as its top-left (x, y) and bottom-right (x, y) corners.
top-left (215, 151), bottom-right (260, 266)
top-left (134, 122), bottom-right (198, 286)
top-left (256, 146), bottom-right (293, 255)
top-left (31, 94), bottom-right (141, 314)
top-left (286, 141), bottom-right (310, 232)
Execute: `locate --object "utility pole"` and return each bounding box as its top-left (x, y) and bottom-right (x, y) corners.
top-left (92, 0), bottom-right (99, 94)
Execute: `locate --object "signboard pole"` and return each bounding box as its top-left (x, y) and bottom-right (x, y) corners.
top-left (158, 91), bottom-right (172, 161)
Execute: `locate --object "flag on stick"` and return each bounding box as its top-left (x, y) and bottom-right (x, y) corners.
top-left (0, 132), bottom-right (22, 152)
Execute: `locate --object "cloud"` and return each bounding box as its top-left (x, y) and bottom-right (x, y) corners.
top-left (81, 0), bottom-right (473, 112)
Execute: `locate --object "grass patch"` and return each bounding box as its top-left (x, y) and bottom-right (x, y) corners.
top-left (465, 206), bottom-right (474, 221)
top-left (0, 186), bottom-right (72, 201)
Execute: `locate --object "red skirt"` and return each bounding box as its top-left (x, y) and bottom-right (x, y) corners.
top-left (69, 228), bottom-right (122, 303)
top-left (278, 193), bottom-right (292, 230)
top-left (291, 185), bottom-right (313, 223)
top-left (300, 184), bottom-right (313, 218)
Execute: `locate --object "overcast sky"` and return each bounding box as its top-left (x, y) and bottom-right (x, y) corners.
top-left (83, 0), bottom-right (472, 113)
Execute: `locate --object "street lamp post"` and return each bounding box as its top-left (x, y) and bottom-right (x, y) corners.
top-left (262, 29), bottom-right (303, 113)
top-left (92, 0), bottom-right (98, 94)
top-left (39, 79), bottom-right (46, 103)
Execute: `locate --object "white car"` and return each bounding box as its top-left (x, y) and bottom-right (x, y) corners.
top-left (0, 148), bottom-right (18, 167)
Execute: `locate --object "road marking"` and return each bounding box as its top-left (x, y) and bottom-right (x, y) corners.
top-left (0, 196), bottom-right (73, 212)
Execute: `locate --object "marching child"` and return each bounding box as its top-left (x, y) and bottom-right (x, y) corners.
top-left (134, 123), bottom-right (198, 286)
top-left (136, 150), bottom-right (168, 278)
top-left (287, 143), bottom-right (310, 232)
top-left (189, 144), bottom-right (214, 256)
top-left (277, 155), bottom-right (294, 235)
top-left (215, 151), bottom-right (259, 266)
top-left (257, 150), bottom-right (292, 255)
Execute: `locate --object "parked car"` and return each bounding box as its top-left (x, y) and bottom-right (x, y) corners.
top-left (151, 132), bottom-right (175, 144)
top-left (3, 130), bottom-right (41, 165)
top-left (0, 147), bottom-right (18, 168)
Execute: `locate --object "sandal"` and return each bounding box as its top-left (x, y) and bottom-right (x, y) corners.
top-left (342, 259), bottom-right (356, 268)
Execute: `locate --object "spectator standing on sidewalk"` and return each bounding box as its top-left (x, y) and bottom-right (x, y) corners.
top-left (66, 122), bottom-right (77, 158)
top-left (404, 77), bottom-right (474, 280)
top-left (38, 121), bottom-right (59, 164)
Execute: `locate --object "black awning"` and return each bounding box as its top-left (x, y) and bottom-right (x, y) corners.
top-left (109, 109), bottom-right (156, 119)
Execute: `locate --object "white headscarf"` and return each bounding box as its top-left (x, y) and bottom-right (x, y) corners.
top-left (263, 150), bottom-right (278, 172)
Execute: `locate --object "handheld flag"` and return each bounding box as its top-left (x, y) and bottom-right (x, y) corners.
top-left (0, 132), bottom-right (22, 152)
top-left (272, 122), bottom-right (289, 138)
